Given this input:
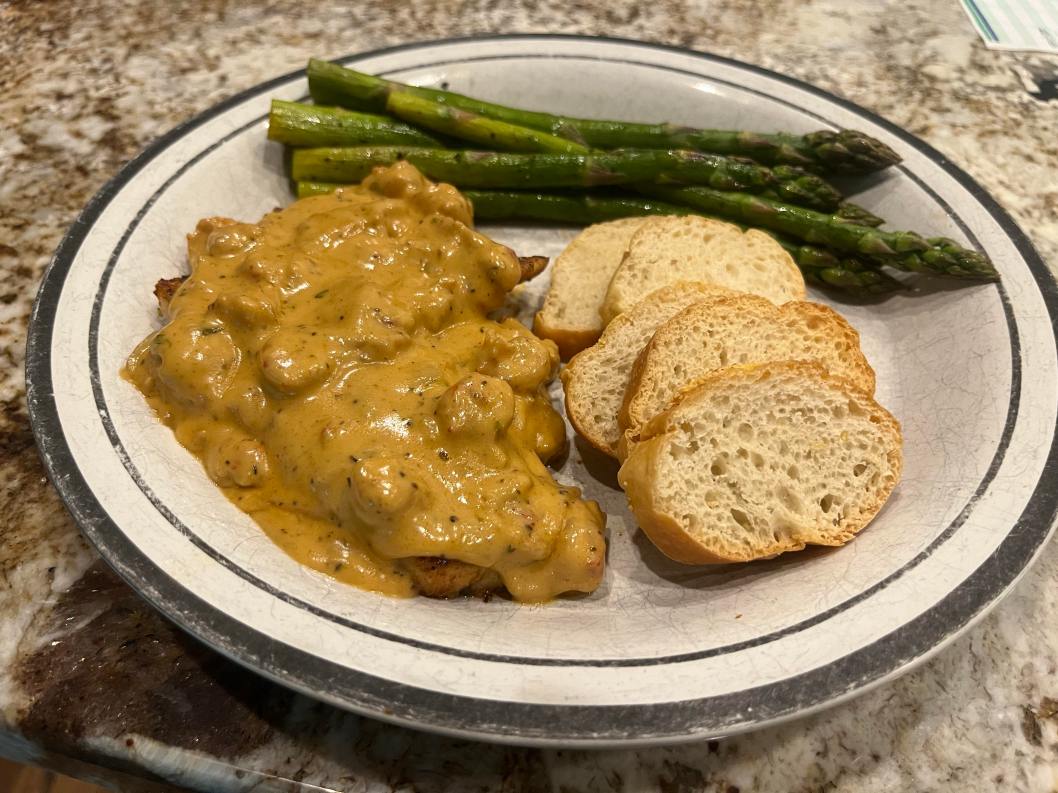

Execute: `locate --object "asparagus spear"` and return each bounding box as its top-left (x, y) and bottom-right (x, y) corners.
top-left (385, 92), bottom-right (589, 154)
top-left (267, 100), bottom-right (443, 147)
top-left (307, 59), bottom-right (901, 174)
top-left (877, 237), bottom-right (1000, 278)
top-left (644, 186), bottom-right (998, 279)
top-left (291, 146), bottom-right (766, 189)
top-left (308, 58), bottom-right (572, 129)
top-left (835, 202), bottom-right (885, 227)
top-left (297, 180), bottom-right (686, 219)
top-left (770, 176), bottom-right (881, 223)
top-left (297, 180), bottom-right (343, 198)
top-left (800, 130), bottom-right (904, 176)
top-left (279, 101), bottom-right (845, 210)
top-left (767, 165), bottom-right (844, 211)
top-left (291, 146), bottom-right (852, 208)
top-left (777, 239), bottom-right (902, 293)
top-left (465, 188), bottom-right (688, 223)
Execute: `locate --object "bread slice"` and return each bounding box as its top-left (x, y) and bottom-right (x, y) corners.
top-left (618, 295), bottom-right (876, 457)
top-left (562, 281), bottom-right (733, 457)
top-left (600, 216), bottom-right (805, 323)
top-left (618, 362), bottom-right (902, 564)
top-left (534, 218), bottom-right (648, 359)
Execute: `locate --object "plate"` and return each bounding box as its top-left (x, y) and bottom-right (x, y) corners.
top-left (26, 35), bottom-right (1058, 747)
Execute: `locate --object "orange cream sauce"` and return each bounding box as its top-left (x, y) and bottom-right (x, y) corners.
top-left (125, 163), bottom-right (605, 602)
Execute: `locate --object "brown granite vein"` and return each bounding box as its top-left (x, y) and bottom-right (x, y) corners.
top-left (0, 400), bottom-right (96, 728)
top-left (15, 562), bottom-right (286, 759)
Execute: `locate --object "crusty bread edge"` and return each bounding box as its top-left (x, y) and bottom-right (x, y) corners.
top-left (533, 314), bottom-right (600, 361)
top-left (562, 281), bottom-right (734, 458)
top-left (617, 292), bottom-right (741, 442)
top-left (618, 332), bottom-right (653, 433)
top-left (616, 333), bottom-right (668, 461)
top-left (744, 228), bottom-right (808, 303)
top-left (597, 243), bottom-right (634, 326)
top-left (534, 217), bottom-right (648, 357)
top-left (619, 299), bottom-right (879, 457)
top-left (789, 301), bottom-right (877, 395)
top-left (621, 361), bottom-right (904, 564)
top-left (598, 217), bottom-right (743, 324)
top-left (618, 436), bottom-right (769, 564)
top-left (560, 352), bottom-right (619, 457)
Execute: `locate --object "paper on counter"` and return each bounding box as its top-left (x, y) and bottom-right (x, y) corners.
top-left (960, 0), bottom-right (1058, 53)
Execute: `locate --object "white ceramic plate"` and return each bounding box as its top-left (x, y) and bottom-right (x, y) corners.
top-left (26, 35), bottom-right (1058, 747)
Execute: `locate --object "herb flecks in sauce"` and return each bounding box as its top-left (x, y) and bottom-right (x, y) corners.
top-left (125, 162), bottom-right (605, 602)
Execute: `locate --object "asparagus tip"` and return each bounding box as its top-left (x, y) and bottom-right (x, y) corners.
top-left (928, 238), bottom-right (1001, 280)
top-left (806, 129), bottom-right (902, 174)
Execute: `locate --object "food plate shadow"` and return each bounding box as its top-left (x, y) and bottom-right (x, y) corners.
top-left (262, 134), bottom-right (289, 184)
top-left (810, 285), bottom-right (906, 308)
top-left (574, 435), bottom-right (622, 490)
top-left (900, 277), bottom-right (1000, 298)
top-left (829, 170), bottom-right (897, 197)
top-left (811, 272), bottom-right (996, 307)
top-left (628, 528), bottom-right (841, 590)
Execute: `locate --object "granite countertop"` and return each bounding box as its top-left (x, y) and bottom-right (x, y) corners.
top-left (3, 1), bottom-right (1058, 790)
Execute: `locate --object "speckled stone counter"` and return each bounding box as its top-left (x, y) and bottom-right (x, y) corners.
top-left (2, 1), bottom-right (1058, 790)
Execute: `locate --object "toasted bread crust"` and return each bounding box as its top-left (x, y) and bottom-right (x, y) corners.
top-left (618, 436), bottom-right (753, 563)
top-left (533, 314), bottom-right (601, 362)
top-left (562, 282), bottom-right (733, 457)
top-left (789, 302), bottom-right (876, 393)
top-left (535, 217), bottom-right (647, 359)
top-left (618, 296), bottom-right (877, 458)
top-left (600, 219), bottom-right (804, 323)
top-left (741, 229), bottom-right (807, 301)
top-left (620, 362), bottom-right (902, 565)
top-left (562, 350), bottom-right (618, 457)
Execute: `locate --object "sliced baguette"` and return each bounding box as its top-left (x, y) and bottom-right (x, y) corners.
top-left (562, 281), bottom-right (733, 457)
top-left (601, 216), bottom-right (805, 323)
top-left (618, 361), bottom-right (902, 564)
top-left (618, 295), bottom-right (876, 457)
top-left (534, 217), bottom-right (648, 359)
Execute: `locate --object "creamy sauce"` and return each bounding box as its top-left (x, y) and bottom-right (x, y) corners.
top-left (125, 163), bottom-right (605, 602)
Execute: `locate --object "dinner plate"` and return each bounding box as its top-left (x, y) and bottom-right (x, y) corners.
top-left (26, 35), bottom-right (1058, 747)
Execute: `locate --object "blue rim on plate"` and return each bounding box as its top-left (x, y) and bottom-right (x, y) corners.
top-left (25, 35), bottom-right (1058, 746)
